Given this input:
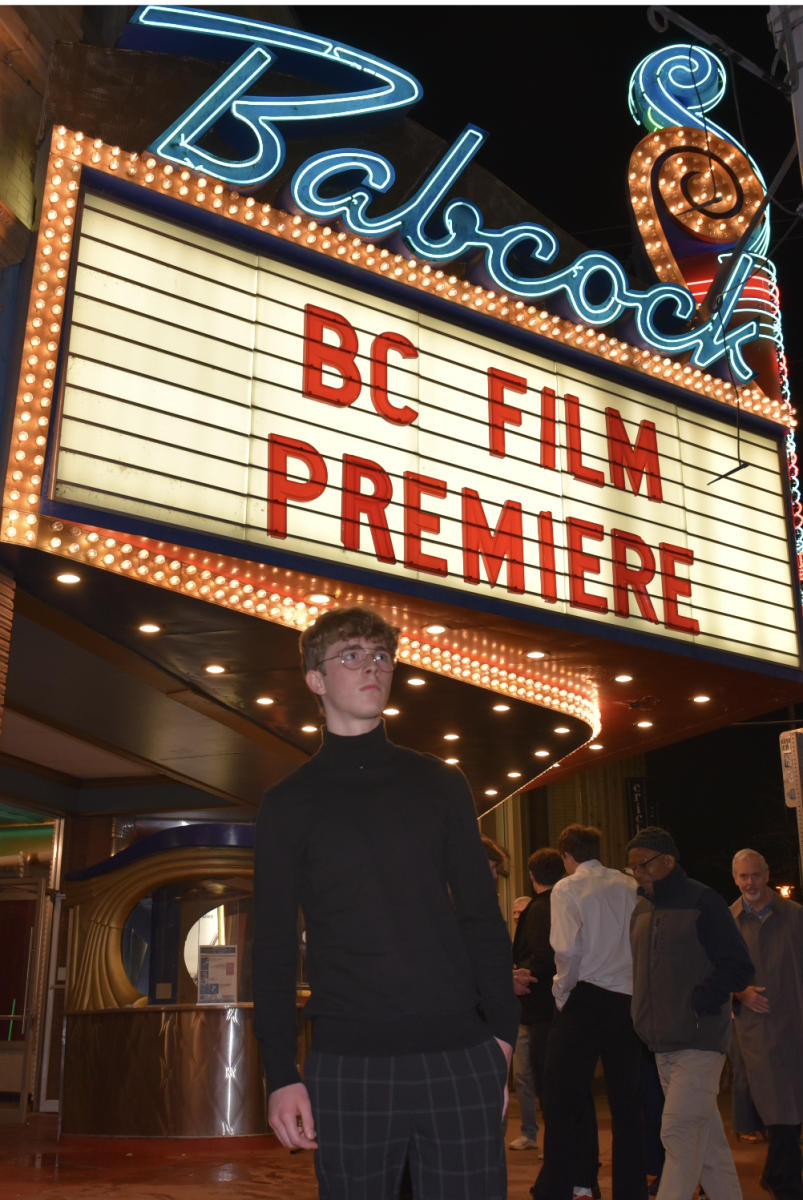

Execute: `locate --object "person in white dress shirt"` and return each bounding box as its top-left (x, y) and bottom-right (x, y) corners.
top-left (532, 824), bottom-right (647, 1200)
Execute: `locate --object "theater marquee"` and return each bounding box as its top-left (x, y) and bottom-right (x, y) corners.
top-left (45, 190), bottom-right (798, 670)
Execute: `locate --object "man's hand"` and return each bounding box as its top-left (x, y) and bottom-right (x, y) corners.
top-left (735, 985), bottom-right (770, 1013)
top-left (512, 968), bottom-right (537, 996)
top-left (268, 1082), bottom-right (318, 1149)
top-left (494, 1037), bottom-right (513, 1120)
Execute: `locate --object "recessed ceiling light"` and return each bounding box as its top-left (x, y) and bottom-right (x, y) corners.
top-left (493, 704), bottom-right (510, 712)
top-left (408, 677), bottom-right (426, 686)
top-left (534, 750), bottom-right (550, 758)
top-left (693, 694), bottom-right (710, 703)
top-left (301, 725), bottom-right (317, 733)
top-left (256, 697), bottom-right (274, 706)
top-left (138, 623), bottom-right (160, 633)
top-left (383, 707), bottom-right (399, 715)
top-left (526, 650), bottom-right (546, 659)
top-left (636, 720), bottom-right (653, 729)
top-left (424, 623), bottom-right (448, 635)
top-left (56, 573), bottom-right (80, 584)
top-left (589, 743), bottom-right (603, 750)
top-left (554, 726), bottom-right (570, 734)
top-left (445, 757), bottom-right (459, 764)
top-left (444, 733), bottom-right (459, 741)
top-left (205, 664), bottom-right (226, 674)
top-left (614, 674), bottom-right (633, 683)
top-left (485, 789), bottom-right (498, 796)
top-left (507, 771), bottom-right (522, 778)
top-left (308, 592), bottom-right (332, 604)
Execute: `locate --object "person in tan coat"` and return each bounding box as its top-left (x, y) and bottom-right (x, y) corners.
top-left (731, 850), bottom-right (803, 1200)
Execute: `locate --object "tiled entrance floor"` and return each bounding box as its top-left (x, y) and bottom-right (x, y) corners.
top-left (2, 1098), bottom-right (770, 1199)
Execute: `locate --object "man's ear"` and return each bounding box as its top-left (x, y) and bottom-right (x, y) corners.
top-left (306, 668), bottom-right (326, 698)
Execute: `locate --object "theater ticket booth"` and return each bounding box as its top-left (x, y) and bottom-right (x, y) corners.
top-left (0, 7), bottom-right (801, 1134)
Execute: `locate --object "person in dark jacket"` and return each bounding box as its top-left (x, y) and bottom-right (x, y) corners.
top-left (512, 848), bottom-right (565, 1117)
top-left (628, 827), bottom-right (754, 1200)
top-left (252, 606), bottom-right (519, 1200)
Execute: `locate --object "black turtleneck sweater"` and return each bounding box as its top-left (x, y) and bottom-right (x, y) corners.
top-left (252, 722), bottom-right (520, 1091)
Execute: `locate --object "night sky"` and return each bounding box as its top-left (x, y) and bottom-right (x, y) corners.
top-left (295, 5), bottom-right (803, 898)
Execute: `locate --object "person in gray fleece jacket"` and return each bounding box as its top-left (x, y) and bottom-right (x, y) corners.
top-left (628, 827), bottom-right (754, 1200)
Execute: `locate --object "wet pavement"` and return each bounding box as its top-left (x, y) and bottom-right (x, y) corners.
top-left (1, 1096), bottom-right (770, 1199)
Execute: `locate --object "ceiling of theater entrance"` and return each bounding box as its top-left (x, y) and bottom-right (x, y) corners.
top-left (0, 547), bottom-right (589, 819)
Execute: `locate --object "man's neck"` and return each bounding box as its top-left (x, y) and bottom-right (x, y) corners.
top-left (533, 883), bottom-right (552, 895)
top-left (323, 712), bottom-right (383, 737)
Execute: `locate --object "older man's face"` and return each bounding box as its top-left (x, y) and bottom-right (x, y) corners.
top-left (734, 854), bottom-right (770, 906)
top-left (512, 899), bottom-right (530, 923)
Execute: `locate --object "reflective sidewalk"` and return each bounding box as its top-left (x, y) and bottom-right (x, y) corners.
top-left (2, 1099), bottom-right (770, 1199)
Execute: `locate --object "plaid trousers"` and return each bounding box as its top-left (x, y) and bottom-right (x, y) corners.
top-left (305, 1039), bottom-right (508, 1200)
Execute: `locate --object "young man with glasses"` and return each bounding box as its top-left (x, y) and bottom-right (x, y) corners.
top-left (628, 827), bottom-right (754, 1200)
top-left (252, 606), bottom-right (519, 1200)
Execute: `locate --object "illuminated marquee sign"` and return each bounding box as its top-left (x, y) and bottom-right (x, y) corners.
top-left (50, 192), bottom-right (799, 670)
top-left (122, 6), bottom-right (761, 380)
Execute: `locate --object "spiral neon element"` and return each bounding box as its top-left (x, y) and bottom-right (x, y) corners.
top-left (629, 44), bottom-right (769, 257)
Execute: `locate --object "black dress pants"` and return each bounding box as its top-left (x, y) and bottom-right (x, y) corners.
top-left (763, 1124), bottom-right (803, 1200)
top-left (532, 982), bottom-right (646, 1200)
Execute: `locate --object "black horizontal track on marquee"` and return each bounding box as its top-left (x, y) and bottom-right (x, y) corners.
top-left (58, 371), bottom-right (793, 590)
top-left (63, 280), bottom-right (784, 532)
top-left (54, 427), bottom-right (796, 652)
top-left (43, 183), bottom-right (800, 671)
top-left (74, 212), bottom-right (784, 494)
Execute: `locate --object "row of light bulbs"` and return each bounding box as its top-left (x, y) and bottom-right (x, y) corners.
top-left (42, 514), bottom-right (602, 736)
top-left (3, 125), bottom-right (787, 565)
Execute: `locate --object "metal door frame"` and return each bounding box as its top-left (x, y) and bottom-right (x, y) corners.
top-left (0, 876), bottom-right (47, 1123)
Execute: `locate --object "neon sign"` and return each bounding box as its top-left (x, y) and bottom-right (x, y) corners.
top-left (129, 6), bottom-right (760, 379)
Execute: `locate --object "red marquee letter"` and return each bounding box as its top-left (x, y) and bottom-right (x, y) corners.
top-left (461, 489), bottom-right (525, 593)
top-left (341, 455), bottom-right (396, 564)
top-left (605, 408), bottom-right (663, 502)
top-left (611, 529), bottom-right (659, 623)
top-left (303, 304), bottom-right (362, 407)
top-left (540, 386), bottom-right (557, 471)
top-left (660, 543), bottom-right (699, 634)
top-left (487, 368), bottom-right (525, 458)
top-left (565, 393), bottom-right (604, 487)
top-left (538, 511), bottom-right (558, 603)
top-left (566, 518), bottom-right (608, 613)
top-left (268, 434), bottom-right (328, 538)
top-left (370, 333), bottom-right (418, 426)
top-left (404, 471), bottom-right (448, 577)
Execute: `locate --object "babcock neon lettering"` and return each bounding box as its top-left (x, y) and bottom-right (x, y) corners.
top-left (134, 6), bottom-right (760, 377)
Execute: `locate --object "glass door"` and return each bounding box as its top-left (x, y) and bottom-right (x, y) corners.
top-left (0, 880), bottom-right (43, 1123)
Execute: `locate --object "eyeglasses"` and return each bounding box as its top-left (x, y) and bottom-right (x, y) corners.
top-left (625, 851), bottom-right (665, 876)
top-left (316, 645), bottom-right (396, 672)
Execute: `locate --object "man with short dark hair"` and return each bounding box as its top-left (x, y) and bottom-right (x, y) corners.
top-left (534, 825), bottom-right (646, 1200)
top-left (628, 827), bottom-right (753, 1200)
top-left (252, 605), bottom-right (519, 1200)
top-left (730, 849), bottom-right (803, 1200)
